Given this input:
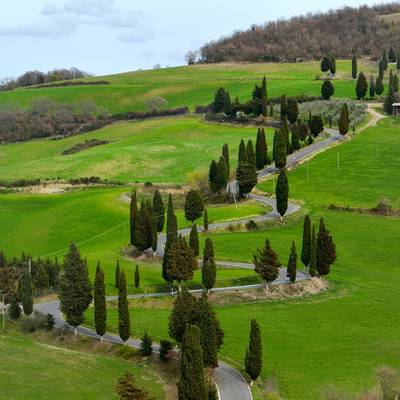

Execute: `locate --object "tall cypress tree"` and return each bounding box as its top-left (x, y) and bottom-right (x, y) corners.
top-left (115, 260), bottom-right (120, 289)
top-left (382, 49), bottom-right (388, 71)
top-left (118, 270), bottom-right (130, 343)
top-left (246, 139), bottom-right (256, 167)
top-left (238, 139), bottom-right (247, 164)
top-left (129, 190), bottom-right (138, 246)
top-left (287, 98), bottom-right (299, 124)
top-left (253, 238), bottom-right (280, 289)
top-left (245, 319), bottom-right (262, 385)
top-left (20, 271), bottom-right (33, 316)
top-left (355, 72), bottom-right (368, 100)
top-left (223, 91), bottom-right (233, 116)
top-left (287, 241), bottom-right (297, 284)
top-left (162, 195), bottom-right (178, 283)
top-left (203, 209), bottom-right (209, 231)
top-left (185, 190), bottom-right (204, 223)
top-left (369, 76), bottom-right (376, 98)
top-left (375, 75), bottom-right (384, 96)
top-left (280, 95), bottom-right (288, 120)
top-left (215, 156), bottom-right (228, 192)
top-left (255, 128), bottom-right (268, 169)
top-left (282, 117), bottom-right (291, 154)
top-left (291, 124), bottom-right (300, 152)
top-left (94, 262), bottom-right (106, 338)
top-left (397, 53), bottom-right (400, 70)
top-left (329, 54), bottom-right (336, 75)
top-left (189, 224), bottom-right (199, 257)
top-left (378, 59), bottom-right (385, 79)
top-left (222, 143), bottom-right (230, 178)
top-left (134, 265), bottom-right (140, 288)
top-left (261, 76), bottom-right (267, 117)
top-left (208, 160), bottom-right (218, 193)
top-left (275, 169), bottom-right (289, 219)
top-left (178, 324), bottom-right (207, 400)
top-left (389, 69), bottom-right (395, 93)
top-left (338, 103), bottom-right (349, 136)
top-left (59, 243), bottom-right (92, 335)
top-left (274, 128), bottom-right (287, 169)
top-left (153, 189), bottom-right (165, 233)
top-left (309, 225), bottom-right (317, 277)
top-left (202, 238), bottom-right (216, 292)
top-left (388, 46), bottom-right (396, 63)
top-left (301, 215), bottom-right (312, 268)
top-left (135, 200), bottom-right (152, 252)
top-left (352, 54), bottom-right (357, 79)
top-left (236, 162), bottom-right (257, 198)
top-left (213, 87), bottom-right (226, 113)
top-left (316, 218), bottom-right (337, 276)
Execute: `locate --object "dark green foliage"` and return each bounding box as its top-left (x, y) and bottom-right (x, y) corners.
top-left (130, 190), bottom-right (138, 246)
top-left (140, 331), bottom-right (153, 356)
top-left (338, 103), bottom-right (349, 136)
top-left (8, 296), bottom-right (21, 319)
top-left (274, 128), bottom-right (287, 169)
top-left (202, 238), bottom-right (216, 291)
top-left (369, 76), bottom-right (375, 98)
top-left (394, 74), bottom-right (399, 93)
top-left (309, 225), bottom-right (317, 277)
top-left (238, 139), bottom-right (247, 164)
top-left (355, 72), bottom-right (368, 100)
top-left (352, 54), bottom-right (357, 79)
top-left (222, 143), bottom-right (230, 178)
top-left (375, 75), bottom-right (384, 95)
top-left (382, 49), bottom-right (388, 70)
top-left (115, 260), bottom-right (120, 289)
top-left (276, 169), bottom-right (289, 218)
top-left (272, 130), bottom-right (278, 165)
top-left (269, 104), bottom-right (274, 117)
top-left (213, 87), bottom-right (226, 113)
top-left (287, 98), bottom-right (299, 124)
top-left (208, 160), bottom-right (218, 193)
top-left (379, 59), bottom-right (385, 79)
top-left (236, 162), bottom-right (257, 198)
top-left (245, 319), bottom-right (262, 383)
top-left (118, 270), bottom-right (130, 342)
top-left (253, 238), bottom-right (280, 286)
top-left (316, 218), bottom-right (337, 276)
top-left (223, 91), bottom-right (233, 116)
top-left (280, 95), bottom-right (288, 120)
top-left (46, 313), bottom-right (55, 331)
top-left (150, 214), bottom-right (157, 253)
top-left (189, 224), bottom-right (199, 257)
top-left (246, 139), bottom-right (256, 167)
top-left (168, 236), bottom-right (197, 286)
top-left (287, 241), bottom-right (297, 284)
top-left (94, 262), bottom-right (107, 337)
top-left (135, 200), bottom-right (153, 252)
top-left (59, 243), bottom-right (92, 329)
top-left (321, 79), bottom-right (335, 100)
top-left (162, 195), bottom-right (178, 283)
top-left (255, 128), bottom-right (268, 169)
top-left (115, 372), bottom-right (154, 400)
top-left (282, 117), bottom-right (291, 155)
top-left (397, 53), bottom-right (400, 70)
top-left (321, 57), bottom-right (331, 72)
top-left (330, 54), bottom-right (336, 74)
top-left (33, 262), bottom-right (49, 293)
top-left (159, 339), bottom-right (174, 362)
top-left (20, 271), bottom-right (33, 316)
top-left (297, 120), bottom-right (309, 141)
top-left (309, 115), bottom-right (324, 137)
top-left (152, 190), bottom-right (165, 233)
top-left (203, 209), bottom-right (209, 231)
top-left (185, 190), bottom-right (204, 222)
top-left (384, 91), bottom-right (398, 115)
top-left (261, 76), bottom-right (268, 117)
top-left (215, 156), bottom-right (228, 192)
top-left (389, 46), bottom-right (396, 63)
top-left (301, 215), bottom-right (312, 267)
top-left (134, 265), bottom-right (140, 288)
top-left (389, 70), bottom-right (395, 93)
top-left (291, 124), bottom-right (300, 152)
top-left (178, 324), bottom-right (207, 400)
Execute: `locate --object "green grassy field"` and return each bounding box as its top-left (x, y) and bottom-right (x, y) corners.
top-left (0, 330), bottom-right (165, 400)
top-left (0, 60), bottom-right (393, 113)
top-left (0, 116), bottom-right (272, 183)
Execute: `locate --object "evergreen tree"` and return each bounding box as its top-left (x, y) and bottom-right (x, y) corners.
top-left (253, 238), bottom-right (280, 289)
top-left (245, 319), bottom-right (262, 385)
top-left (202, 238), bottom-right (216, 292)
top-left (203, 209), bottom-right (209, 231)
top-left (309, 115), bottom-right (324, 137)
top-left (162, 195), bottom-right (178, 283)
top-left (135, 200), bottom-right (152, 252)
top-left (184, 190), bottom-right (204, 223)
top-left (150, 213), bottom-right (158, 254)
top-left (394, 74), bottom-right (399, 92)
top-left (223, 91), bottom-right (233, 116)
top-left (274, 128), bottom-right (287, 169)
top-left (282, 117), bottom-right (291, 154)
top-left (287, 98), bottom-right (299, 124)
top-left (129, 190), bottom-right (138, 246)
top-left (208, 160), bottom-right (218, 193)
top-left (287, 241), bottom-right (297, 284)
top-left (389, 46), bottom-right (396, 63)
top-left (115, 260), bottom-right (120, 289)
top-left (389, 69), bottom-right (395, 93)
top-left (20, 271), bottom-right (33, 316)
top-left (275, 169), bottom-right (289, 219)
top-left (316, 218), bottom-right (337, 276)
top-left (140, 331), bottom-right (153, 356)
top-left (8, 296), bottom-right (21, 319)
top-left (301, 215), bottom-right (312, 268)
top-left (272, 130), bottom-right (278, 165)
top-left (213, 87), bottom-right (226, 113)
top-left (269, 103), bottom-right (274, 117)
top-left (134, 265), bottom-right (140, 288)
top-left (356, 72), bottom-right (368, 100)
top-left (320, 56), bottom-right (331, 72)
top-left (152, 189), bottom-right (165, 233)
top-left (118, 270), bottom-right (130, 342)
top-left (222, 143), bottom-right (230, 178)
top-left (369, 76), bottom-right (376, 98)
top-left (384, 90), bottom-right (397, 115)
top-left (382, 49), bottom-right (388, 70)
top-left (236, 162), bottom-right (257, 198)
top-left (261, 76), bottom-right (268, 117)
top-left (338, 103), bottom-right (349, 136)
top-left (375, 75), bottom-right (384, 95)
top-left (297, 120), bottom-right (309, 141)
top-left (168, 237), bottom-right (197, 290)
top-left (59, 243), bottom-right (92, 334)
top-left (189, 224), bottom-right (199, 257)
top-left (115, 373), bottom-right (154, 400)
top-left (238, 139), bottom-right (247, 164)
top-left (280, 95), bottom-right (288, 120)
top-left (94, 262), bottom-right (107, 338)
top-left (46, 313), bottom-right (55, 331)
top-left (321, 79), bottom-right (334, 100)
top-left (255, 128), bottom-right (268, 169)
top-left (397, 53), bottom-right (400, 70)
top-left (291, 124), bottom-right (300, 152)
top-left (352, 54), bottom-right (358, 79)
top-left (178, 324), bottom-right (207, 400)
top-left (329, 54), bottom-right (336, 75)
top-left (378, 59), bottom-right (385, 79)
top-left (246, 139), bottom-right (256, 167)
top-left (309, 225), bottom-right (317, 277)
top-left (215, 156), bottom-right (228, 192)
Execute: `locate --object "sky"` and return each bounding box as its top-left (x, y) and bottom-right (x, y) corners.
top-left (0, 0), bottom-right (388, 78)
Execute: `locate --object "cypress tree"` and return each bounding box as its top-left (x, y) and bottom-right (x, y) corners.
top-left (135, 200), bottom-right (151, 252)
top-left (309, 225), bottom-right (317, 277)
top-left (316, 218), bottom-right (337, 276)
top-left (352, 54), bottom-right (357, 79)
top-left (275, 169), bottom-right (289, 219)
top-left (282, 117), bottom-right (291, 154)
top-left (287, 241), bottom-right (297, 284)
top-left (255, 128), bottom-right (266, 169)
top-left (253, 238), bottom-right (280, 289)
top-left (301, 215), bottom-right (312, 268)
top-left (297, 120), bottom-right (309, 141)
top-left (115, 260), bottom-right (120, 289)
top-left (94, 262), bottom-right (107, 338)
top-left (150, 212), bottom-right (158, 254)
top-left (280, 95), bottom-right (288, 120)
top-left (369, 76), bottom-right (375, 98)
top-left (184, 190), bottom-right (204, 223)
top-left (389, 69), bottom-right (395, 93)
top-left (162, 194), bottom-right (178, 283)
top-left (272, 130), bottom-right (279, 166)
top-left (236, 162), bottom-right (257, 198)
top-left (394, 74), bottom-right (399, 92)
top-left (129, 190), bottom-right (138, 246)
top-left (274, 128), bottom-right (287, 169)
top-left (213, 87), bottom-right (226, 113)
top-left (389, 46), bottom-right (396, 63)
top-left (384, 90), bottom-right (397, 115)
top-left (291, 124), bottom-right (300, 152)
top-left (59, 243), bottom-right (92, 335)
top-left (287, 98), bottom-right (299, 124)
top-left (140, 331), bottom-right (153, 356)
top-left (208, 160), bottom-right (218, 193)
top-left (202, 238), bottom-right (216, 292)
top-left (222, 143), bottom-right (230, 178)
top-left (203, 209), bottom-right (209, 231)
top-left (177, 324), bottom-right (207, 400)
top-left (320, 56), bottom-right (331, 72)
top-left (321, 79), bottom-right (334, 100)
top-left (238, 139), bottom-right (247, 164)
top-left (134, 265), bottom-right (140, 288)
top-left (223, 91), bottom-right (233, 116)
top-left (375, 75), bottom-right (384, 96)
top-left (309, 115), bottom-right (324, 137)
top-left (20, 271), bottom-right (33, 316)
top-left (189, 224), bottom-right (199, 257)
top-left (153, 189), bottom-right (165, 233)
top-left (246, 139), bottom-right (256, 167)
top-left (118, 270), bottom-right (130, 342)
top-left (356, 72), bottom-right (368, 100)
top-left (215, 156), bottom-right (228, 192)
top-left (378, 59), bottom-right (385, 79)
top-left (329, 54), bottom-right (336, 75)
top-left (245, 319), bottom-right (262, 385)
top-left (382, 49), bottom-right (388, 70)
top-left (261, 76), bottom-right (268, 117)
top-left (8, 296), bottom-right (21, 319)
top-left (397, 53), bottom-right (400, 70)
top-left (338, 103), bottom-right (349, 136)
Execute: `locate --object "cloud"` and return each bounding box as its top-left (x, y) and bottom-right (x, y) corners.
top-left (118, 28), bottom-right (154, 43)
top-left (42, 0), bottom-right (114, 17)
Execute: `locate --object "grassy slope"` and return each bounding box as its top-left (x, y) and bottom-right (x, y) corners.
top-left (0, 116), bottom-right (272, 183)
top-left (0, 331), bottom-right (165, 400)
top-left (0, 60), bottom-right (392, 113)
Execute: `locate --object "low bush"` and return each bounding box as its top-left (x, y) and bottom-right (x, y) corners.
top-left (159, 339), bottom-right (174, 362)
top-left (0, 178), bottom-right (41, 188)
top-left (245, 220), bottom-right (258, 230)
top-left (111, 106), bottom-right (189, 121)
top-left (62, 139), bottom-right (109, 155)
top-left (20, 311), bottom-right (47, 333)
top-left (115, 345), bottom-right (137, 360)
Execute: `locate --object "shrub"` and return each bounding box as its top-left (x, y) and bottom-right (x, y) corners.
top-left (245, 220), bottom-right (258, 230)
top-left (373, 198), bottom-right (392, 215)
top-left (159, 339), bottom-right (174, 362)
top-left (140, 331), bottom-right (153, 356)
top-left (115, 345), bottom-right (136, 360)
top-left (20, 311), bottom-right (47, 333)
top-left (46, 313), bottom-right (56, 331)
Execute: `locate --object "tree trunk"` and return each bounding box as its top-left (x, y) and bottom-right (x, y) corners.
top-left (74, 327), bottom-right (78, 336)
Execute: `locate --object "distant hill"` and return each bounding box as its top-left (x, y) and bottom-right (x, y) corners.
top-left (198, 3), bottom-right (400, 63)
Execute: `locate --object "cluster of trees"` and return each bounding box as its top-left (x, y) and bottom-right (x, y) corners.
top-left (320, 54), bottom-right (337, 75)
top-left (384, 69), bottom-right (400, 115)
top-left (208, 144), bottom-right (230, 195)
top-left (198, 4), bottom-right (400, 62)
top-left (0, 99), bottom-right (108, 143)
top-left (0, 67), bottom-right (90, 91)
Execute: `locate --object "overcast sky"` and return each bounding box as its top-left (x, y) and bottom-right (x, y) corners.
top-left (0, 0), bottom-right (387, 77)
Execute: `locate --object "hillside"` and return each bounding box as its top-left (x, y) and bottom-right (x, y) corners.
top-left (199, 3), bottom-right (400, 63)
